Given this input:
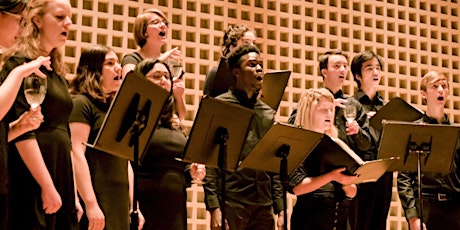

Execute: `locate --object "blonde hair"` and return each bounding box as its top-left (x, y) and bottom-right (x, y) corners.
top-left (420, 70), bottom-right (448, 91)
top-left (0, 0), bottom-right (68, 76)
top-left (294, 88), bottom-right (338, 137)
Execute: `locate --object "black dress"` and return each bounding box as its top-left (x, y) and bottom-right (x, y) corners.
top-left (138, 126), bottom-right (188, 230)
top-left (0, 55), bottom-right (10, 230)
top-left (0, 55), bottom-right (77, 229)
top-left (289, 149), bottom-right (353, 230)
top-left (69, 94), bottom-right (129, 229)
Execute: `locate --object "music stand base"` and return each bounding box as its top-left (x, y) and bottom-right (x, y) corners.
top-left (276, 144), bottom-right (290, 230)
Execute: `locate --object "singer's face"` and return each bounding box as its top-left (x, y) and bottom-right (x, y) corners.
top-left (422, 78), bottom-right (449, 108)
top-left (358, 57), bottom-right (381, 89)
top-left (145, 13), bottom-right (168, 45)
top-left (234, 52), bottom-right (263, 92)
top-left (311, 97), bottom-right (334, 134)
top-left (0, 9), bottom-right (26, 48)
top-left (36, 0), bottom-right (73, 52)
top-left (101, 50), bottom-right (122, 94)
top-left (145, 62), bottom-right (171, 91)
top-left (322, 54), bottom-right (348, 91)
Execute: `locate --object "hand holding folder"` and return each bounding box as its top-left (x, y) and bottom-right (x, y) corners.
top-left (310, 135), bottom-right (399, 185)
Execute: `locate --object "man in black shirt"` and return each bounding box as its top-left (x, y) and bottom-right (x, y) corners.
top-left (203, 44), bottom-right (284, 230)
top-left (349, 50), bottom-right (392, 230)
top-left (397, 71), bottom-right (460, 230)
top-left (203, 25), bottom-right (256, 98)
top-left (289, 49), bottom-right (372, 153)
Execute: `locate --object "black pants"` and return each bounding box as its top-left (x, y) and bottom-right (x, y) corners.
top-left (291, 196), bottom-right (352, 230)
top-left (421, 196), bottom-right (460, 230)
top-left (225, 202), bottom-right (275, 230)
top-left (0, 194), bottom-right (8, 230)
top-left (349, 172), bottom-right (393, 230)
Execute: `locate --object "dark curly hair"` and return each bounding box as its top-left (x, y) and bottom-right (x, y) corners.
top-left (221, 25), bottom-right (255, 57)
top-left (227, 44), bottom-right (260, 70)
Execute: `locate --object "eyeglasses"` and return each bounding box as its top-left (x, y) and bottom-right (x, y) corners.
top-left (148, 19), bottom-right (169, 27)
top-left (2, 11), bottom-right (26, 28)
top-left (145, 71), bottom-right (170, 83)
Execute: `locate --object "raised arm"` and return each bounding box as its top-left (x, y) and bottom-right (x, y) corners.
top-left (0, 56), bottom-right (51, 120)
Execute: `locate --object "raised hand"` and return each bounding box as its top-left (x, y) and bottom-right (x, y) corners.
top-left (12, 56), bottom-right (52, 79)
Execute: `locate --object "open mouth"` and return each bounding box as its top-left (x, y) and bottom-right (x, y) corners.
top-left (159, 31), bottom-right (166, 36)
top-left (339, 75), bottom-right (345, 79)
top-left (113, 76), bottom-right (122, 81)
top-left (437, 96), bottom-right (444, 101)
top-left (256, 75), bottom-right (263, 81)
top-left (61, 31), bottom-right (68, 37)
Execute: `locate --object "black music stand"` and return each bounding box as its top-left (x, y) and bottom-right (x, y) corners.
top-left (378, 121), bottom-right (460, 230)
top-left (85, 71), bottom-right (170, 230)
top-left (239, 122), bottom-right (324, 230)
top-left (182, 96), bottom-right (254, 230)
top-left (260, 70), bottom-right (291, 111)
top-left (206, 57), bottom-right (234, 97)
top-left (369, 97), bottom-right (423, 133)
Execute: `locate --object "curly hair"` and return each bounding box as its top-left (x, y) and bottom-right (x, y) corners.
top-left (227, 43), bottom-right (260, 70)
top-left (221, 24), bottom-right (255, 57)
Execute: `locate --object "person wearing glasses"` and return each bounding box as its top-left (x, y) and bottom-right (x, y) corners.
top-left (0, 1), bottom-right (53, 229)
top-left (0, 0), bottom-right (80, 229)
top-left (133, 58), bottom-right (205, 230)
top-left (0, 0), bottom-right (27, 50)
top-left (121, 8), bottom-right (185, 120)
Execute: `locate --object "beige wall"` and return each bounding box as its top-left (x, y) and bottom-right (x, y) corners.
top-left (66, 1), bottom-right (460, 229)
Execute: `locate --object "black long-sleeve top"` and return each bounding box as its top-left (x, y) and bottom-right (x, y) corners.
top-left (397, 113), bottom-right (460, 220)
top-left (352, 90), bottom-right (385, 160)
top-left (202, 88), bottom-right (284, 214)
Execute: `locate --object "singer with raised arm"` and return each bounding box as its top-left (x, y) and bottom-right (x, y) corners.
top-left (288, 50), bottom-right (372, 154)
top-left (202, 44), bottom-right (284, 230)
top-left (0, 0), bottom-right (49, 228)
top-left (121, 8), bottom-right (185, 120)
top-left (397, 71), bottom-right (460, 230)
top-left (0, 0), bottom-right (79, 228)
top-left (289, 88), bottom-right (357, 230)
